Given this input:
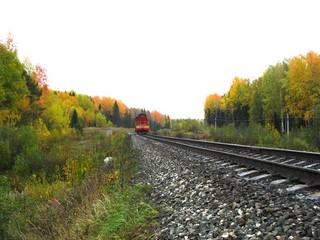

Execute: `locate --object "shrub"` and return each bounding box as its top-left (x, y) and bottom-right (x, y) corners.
top-left (0, 125), bottom-right (16, 171)
top-left (208, 123), bottom-right (319, 151)
top-left (63, 151), bottom-right (99, 185)
top-left (0, 190), bottom-right (34, 239)
top-left (110, 132), bottom-right (137, 189)
top-left (0, 140), bottom-right (11, 171)
top-left (95, 112), bottom-right (107, 128)
top-left (13, 126), bottom-right (42, 177)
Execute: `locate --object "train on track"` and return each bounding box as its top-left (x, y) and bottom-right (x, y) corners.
top-left (135, 113), bottom-right (150, 134)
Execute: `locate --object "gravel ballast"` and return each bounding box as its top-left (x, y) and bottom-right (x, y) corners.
top-left (132, 135), bottom-right (320, 240)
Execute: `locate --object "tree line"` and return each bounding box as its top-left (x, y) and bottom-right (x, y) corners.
top-left (204, 51), bottom-right (320, 147)
top-left (0, 35), bottom-right (170, 130)
top-left (0, 35), bottom-right (170, 172)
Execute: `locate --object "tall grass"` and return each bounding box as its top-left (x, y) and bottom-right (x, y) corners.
top-left (5, 174), bottom-right (103, 240)
top-left (77, 184), bottom-right (158, 240)
top-left (0, 129), bottom-right (158, 239)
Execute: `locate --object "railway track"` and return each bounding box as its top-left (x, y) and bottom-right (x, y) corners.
top-left (134, 134), bottom-right (320, 238)
top-left (144, 134), bottom-right (320, 187)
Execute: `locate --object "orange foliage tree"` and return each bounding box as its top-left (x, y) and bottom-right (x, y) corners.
top-left (204, 94), bottom-right (221, 126)
top-left (34, 65), bottom-right (50, 108)
top-left (151, 110), bottom-right (162, 124)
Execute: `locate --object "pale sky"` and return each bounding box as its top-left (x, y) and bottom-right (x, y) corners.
top-left (1, 0), bottom-right (320, 119)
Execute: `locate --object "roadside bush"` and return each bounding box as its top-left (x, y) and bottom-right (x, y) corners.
top-left (63, 150), bottom-right (99, 185)
top-left (210, 124), bottom-right (236, 143)
top-left (0, 175), bottom-right (34, 239)
top-left (13, 126), bottom-right (42, 178)
top-left (257, 123), bottom-right (281, 147)
top-left (0, 126), bottom-right (16, 171)
top-left (280, 128), bottom-right (318, 151)
top-left (157, 129), bottom-right (171, 136)
top-left (110, 132), bottom-right (137, 189)
top-left (209, 123), bottom-right (319, 151)
top-left (291, 137), bottom-right (310, 151)
top-left (0, 175), bottom-right (10, 194)
top-left (172, 119), bottom-right (204, 133)
top-left (0, 140), bottom-right (11, 171)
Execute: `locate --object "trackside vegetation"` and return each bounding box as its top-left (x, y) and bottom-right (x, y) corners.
top-left (204, 51), bottom-right (320, 152)
top-left (0, 130), bottom-right (159, 239)
top-left (0, 35), bottom-right (158, 239)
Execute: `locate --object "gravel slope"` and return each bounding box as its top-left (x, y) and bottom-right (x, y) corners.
top-left (132, 135), bottom-right (320, 240)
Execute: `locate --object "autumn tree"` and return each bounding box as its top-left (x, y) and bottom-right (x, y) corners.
top-left (76, 94), bottom-right (95, 127)
top-left (57, 91), bottom-right (79, 118)
top-left (248, 78), bottom-right (264, 124)
top-left (100, 96), bottom-right (114, 121)
top-left (261, 62), bottom-right (288, 131)
top-left (40, 91), bottom-right (69, 130)
top-left (286, 51), bottom-right (320, 125)
top-left (95, 112), bottom-right (108, 127)
top-left (33, 65), bottom-right (48, 90)
top-left (204, 93), bottom-right (221, 126)
top-left (151, 110), bottom-right (163, 131)
top-left (92, 96), bottom-right (102, 112)
top-left (0, 35), bottom-right (29, 125)
top-left (34, 65), bottom-right (50, 110)
top-left (117, 100), bottom-right (128, 118)
top-left (225, 77), bottom-right (250, 126)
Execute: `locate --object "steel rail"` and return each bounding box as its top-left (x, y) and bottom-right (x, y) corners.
top-left (147, 135), bottom-right (320, 162)
top-left (145, 135), bottom-right (320, 185)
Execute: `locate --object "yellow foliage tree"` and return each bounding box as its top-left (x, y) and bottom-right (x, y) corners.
top-left (286, 51), bottom-right (320, 122)
top-left (204, 94), bottom-right (221, 112)
top-left (204, 94), bottom-right (221, 125)
top-left (226, 77), bottom-right (251, 114)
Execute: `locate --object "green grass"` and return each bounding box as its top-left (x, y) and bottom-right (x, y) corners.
top-left (77, 184), bottom-right (158, 240)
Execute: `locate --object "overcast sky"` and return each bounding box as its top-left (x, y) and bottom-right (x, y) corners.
top-left (1, 0), bottom-right (320, 119)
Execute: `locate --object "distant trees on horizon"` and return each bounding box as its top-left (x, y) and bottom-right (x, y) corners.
top-left (205, 50), bottom-right (320, 146)
top-left (0, 35), bottom-right (170, 132)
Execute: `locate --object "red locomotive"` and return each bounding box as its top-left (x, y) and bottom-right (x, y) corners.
top-left (135, 113), bottom-right (150, 134)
